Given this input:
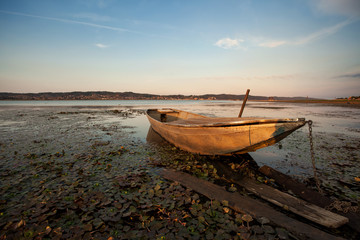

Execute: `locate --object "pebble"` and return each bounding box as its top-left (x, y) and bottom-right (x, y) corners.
top-left (258, 216), bottom-right (270, 225)
top-left (276, 228), bottom-right (289, 240)
top-left (251, 225), bottom-right (264, 235)
top-left (264, 233), bottom-right (276, 240)
top-left (262, 225), bottom-right (275, 234)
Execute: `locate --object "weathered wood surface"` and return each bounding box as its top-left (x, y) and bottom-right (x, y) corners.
top-left (238, 178), bottom-right (348, 228)
top-left (160, 168), bottom-right (345, 240)
top-left (259, 165), bottom-right (360, 232)
top-left (168, 117), bottom-right (304, 127)
top-left (238, 89), bottom-right (250, 118)
top-left (212, 161), bottom-right (348, 228)
top-left (259, 165), bottom-right (332, 206)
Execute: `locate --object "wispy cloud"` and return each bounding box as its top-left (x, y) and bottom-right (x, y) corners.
top-left (214, 38), bottom-right (244, 49)
top-left (258, 19), bottom-right (353, 48)
top-left (337, 73), bottom-right (360, 78)
top-left (293, 19), bottom-right (352, 45)
top-left (258, 41), bottom-right (287, 48)
top-left (216, 18), bottom-right (353, 50)
top-left (73, 12), bottom-right (114, 22)
top-left (0, 10), bottom-right (139, 34)
top-left (258, 20), bottom-right (351, 48)
top-left (95, 43), bottom-right (109, 48)
top-left (0, 10), bottom-right (175, 40)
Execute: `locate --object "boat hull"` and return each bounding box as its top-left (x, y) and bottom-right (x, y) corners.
top-left (146, 109), bottom-right (306, 155)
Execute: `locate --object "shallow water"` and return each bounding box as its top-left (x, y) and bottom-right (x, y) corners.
top-left (2, 99), bottom-right (358, 134)
top-left (112, 100), bottom-right (359, 142)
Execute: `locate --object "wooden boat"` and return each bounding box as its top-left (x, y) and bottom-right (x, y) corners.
top-left (146, 108), bottom-right (306, 155)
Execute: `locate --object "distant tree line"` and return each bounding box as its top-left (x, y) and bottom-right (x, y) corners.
top-left (0, 91), bottom-right (316, 101)
top-left (336, 96), bottom-right (360, 100)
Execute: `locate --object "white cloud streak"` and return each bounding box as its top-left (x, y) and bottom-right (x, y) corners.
top-left (73, 12), bottom-right (114, 22)
top-left (0, 10), bottom-right (139, 34)
top-left (258, 19), bottom-right (353, 48)
top-left (95, 43), bottom-right (108, 48)
top-left (293, 19), bottom-right (352, 45)
top-left (258, 41), bottom-right (287, 48)
top-left (214, 38), bottom-right (244, 49)
top-left (215, 19), bottom-right (352, 50)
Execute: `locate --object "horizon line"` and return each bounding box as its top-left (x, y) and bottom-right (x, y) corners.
top-left (0, 91), bottom-right (345, 99)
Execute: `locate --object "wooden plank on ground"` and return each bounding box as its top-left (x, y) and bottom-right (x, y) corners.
top-left (212, 160), bottom-right (348, 228)
top-left (259, 165), bottom-right (332, 206)
top-left (160, 168), bottom-right (345, 240)
top-left (259, 165), bottom-right (360, 232)
top-left (237, 177), bottom-right (348, 228)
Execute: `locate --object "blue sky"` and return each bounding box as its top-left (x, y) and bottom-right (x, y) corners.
top-left (0, 0), bottom-right (359, 98)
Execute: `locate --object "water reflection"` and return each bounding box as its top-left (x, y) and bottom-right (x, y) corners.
top-left (146, 127), bottom-right (167, 145)
top-left (120, 114), bottom-right (150, 140)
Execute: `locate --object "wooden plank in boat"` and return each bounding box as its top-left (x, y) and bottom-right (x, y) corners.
top-left (157, 109), bottom-right (178, 113)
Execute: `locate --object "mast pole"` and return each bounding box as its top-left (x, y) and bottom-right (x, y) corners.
top-left (238, 89), bottom-right (250, 118)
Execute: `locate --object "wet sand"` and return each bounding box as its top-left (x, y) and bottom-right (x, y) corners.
top-left (0, 104), bottom-right (359, 239)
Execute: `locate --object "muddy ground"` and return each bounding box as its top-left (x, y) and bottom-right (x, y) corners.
top-left (0, 105), bottom-right (359, 239)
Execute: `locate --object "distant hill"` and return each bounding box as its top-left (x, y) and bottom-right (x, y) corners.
top-left (0, 91), bottom-right (317, 101)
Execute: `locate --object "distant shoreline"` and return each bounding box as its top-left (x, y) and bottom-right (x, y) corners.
top-left (0, 91), bottom-right (348, 102)
top-left (253, 99), bottom-right (360, 108)
top-left (1, 91), bottom-right (359, 108)
top-left (1, 98), bottom-right (359, 108)
top-left (258, 99), bottom-right (360, 104)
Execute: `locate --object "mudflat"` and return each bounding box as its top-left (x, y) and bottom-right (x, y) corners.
top-left (0, 104), bottom-right (359, 239)
top-left (0, 106), bottom-right (255, 239)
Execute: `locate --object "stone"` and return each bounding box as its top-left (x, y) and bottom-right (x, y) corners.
top-left (258, 216), bottom-right (270, 225)
top-left (276, 228), bottom-right (289, 240)
top-left (262, 225), bottom-right (275, 234)
top-left (251, 225), bottom-right (264, 235)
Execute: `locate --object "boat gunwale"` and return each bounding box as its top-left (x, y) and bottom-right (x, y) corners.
top-left (165, 119), bottom-right (306, 128)
top-left (146, 109), bottom-right (306, 128)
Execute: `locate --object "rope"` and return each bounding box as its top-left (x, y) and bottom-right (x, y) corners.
top-left (307, 121), bottom-right (358, 213)
top-left (307, 120), bottom-right (323, 194)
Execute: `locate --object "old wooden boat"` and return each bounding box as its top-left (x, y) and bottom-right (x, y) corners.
top-left (146, 108), bottom-right (306, 155)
